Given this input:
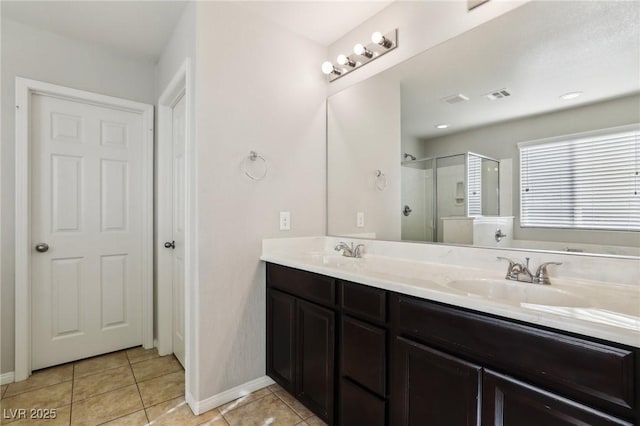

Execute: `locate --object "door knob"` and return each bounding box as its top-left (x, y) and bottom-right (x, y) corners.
top-left (164, 241), bottom-right (175, 249)
top-left (35, 243), bottom-right (49, 253)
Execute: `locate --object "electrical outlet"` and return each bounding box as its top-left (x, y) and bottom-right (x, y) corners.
top-left (279, 211), bottom-right (291, 231)
top-left (356, 212), bottom-right (365, 228)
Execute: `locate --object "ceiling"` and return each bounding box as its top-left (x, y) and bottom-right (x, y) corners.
top-left (2, 1), bottom-right (393, 63)
top-left (368, 1), bottom-right (640, 141)
top-left (2, 1), bottom-right (189, 62)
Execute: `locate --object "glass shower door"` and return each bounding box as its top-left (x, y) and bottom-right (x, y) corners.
top-left (401, 159), bottom-right (434, 242)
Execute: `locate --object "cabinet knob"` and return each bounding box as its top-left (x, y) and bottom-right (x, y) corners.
top-left (164, 241), bottom-right (175, 249)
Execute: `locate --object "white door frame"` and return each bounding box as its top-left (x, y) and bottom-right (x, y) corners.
top-left (156, 59), bottom-right (197, 408)
top-left (14, 77), bottom-right (154, 381)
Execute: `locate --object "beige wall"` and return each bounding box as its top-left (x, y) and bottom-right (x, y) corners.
top-left (193, 2), bottom-right (327, 400)
top-left (0, 18), bottom-right (156, 375)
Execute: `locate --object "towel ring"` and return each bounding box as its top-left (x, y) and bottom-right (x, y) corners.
top-left (244, 151), bottom-right (267, 180)
top-left (375, 169), bottom-right (387, 191)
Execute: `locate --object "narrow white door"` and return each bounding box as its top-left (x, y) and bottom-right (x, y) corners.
top-left (171, 94), bottom-right (186, 367)
top-left (31, 93), bottom-right (145, 369)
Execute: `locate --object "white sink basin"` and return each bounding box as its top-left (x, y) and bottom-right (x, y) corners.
top-left (446, 279), bottom-right (592, 308)
top-left (305, 253), bottom-right (362, 267)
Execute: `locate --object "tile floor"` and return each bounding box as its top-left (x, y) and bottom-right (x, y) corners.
top-left (0, 348), bottom-right (327, 426)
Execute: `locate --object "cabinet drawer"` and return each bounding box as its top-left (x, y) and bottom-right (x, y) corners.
top-left (340, 280), bottom-right (386, 323)
top-left (394, 295), bottom-right (636, 418)
top-left (267, 263), bottom-right (335, 306)
top-left (342, 316), bottom-right (386, 396)
top-left (340, 379), bottom-right (385, 426)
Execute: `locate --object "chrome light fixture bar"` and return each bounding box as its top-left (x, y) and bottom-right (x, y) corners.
top-left (321, 29), bottom-right (398, 82)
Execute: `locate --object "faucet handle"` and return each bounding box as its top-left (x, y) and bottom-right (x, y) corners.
top-left (334, 242), bottom-right (354, 257)
top-left (353, 244), bottom-right (365, 258)
top-left (534, 262), bottom-right (563, 285)
top-left (497, 256), bottom-right (519, 280)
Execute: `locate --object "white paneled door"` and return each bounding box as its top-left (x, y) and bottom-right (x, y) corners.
top-left (171, 94), bottom-right (186, 367)
top-left (31, 93), bottom-right (145, 370)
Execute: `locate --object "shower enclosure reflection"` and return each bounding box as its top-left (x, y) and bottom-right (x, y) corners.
top-left (401, 152), bottom-right (502, 243)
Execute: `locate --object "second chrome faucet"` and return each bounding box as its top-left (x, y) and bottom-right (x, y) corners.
top-left (497, 256), bottom-right (562, 285)
top-left (335, 242), bottom-right (365, 258)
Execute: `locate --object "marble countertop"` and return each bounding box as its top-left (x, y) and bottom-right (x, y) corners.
top-left (261, 250), bottom-right (640, 348)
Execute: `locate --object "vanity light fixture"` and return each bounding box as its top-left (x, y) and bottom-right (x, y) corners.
top-left (435, 124), bottom-right (450, 129)
top-left (321, 61), bottom-right (342, 76)
top-left (560, 91), bottom-right (583, 100)
top-left (321, 29), bottom-right (398, 82)
top-left (337, 54), bottom-right (356, 67)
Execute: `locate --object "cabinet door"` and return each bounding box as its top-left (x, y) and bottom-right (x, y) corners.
top-left (267, 289), bottom-right (296, 393)
top-left (297, 299), bottom-right (335, 422)
top-left (482, 370), bottom-right (633, 426)
top-left (391, 337), bottom-right (481, 426)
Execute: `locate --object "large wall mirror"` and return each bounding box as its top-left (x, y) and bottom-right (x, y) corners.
top-left (327, 1), bottom-right (640, 257)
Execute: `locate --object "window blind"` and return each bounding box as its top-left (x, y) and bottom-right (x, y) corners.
top-left (520, 126), bottom-right (639, 231)
top-left (467, 155), bottom-right (482, 216)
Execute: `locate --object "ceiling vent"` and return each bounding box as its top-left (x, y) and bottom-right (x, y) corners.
top-left (441, 93), bottom-right (470, 104)
top-left (485, 89), bottom-right (512, 100)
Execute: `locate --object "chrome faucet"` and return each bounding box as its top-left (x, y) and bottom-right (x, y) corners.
top-left (497, 257), bottom-right (562, 285)
top-left (334, 242), bottom-right (365, 258)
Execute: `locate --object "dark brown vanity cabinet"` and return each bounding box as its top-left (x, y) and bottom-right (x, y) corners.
top-left (266, 263), bottom-right (638, 426)
top-left (266, 264), bottom-right (336, 423)
top-left (392, 294), bottom-right (638, 426)
top-left (339, 281), bottom-right (389, 426)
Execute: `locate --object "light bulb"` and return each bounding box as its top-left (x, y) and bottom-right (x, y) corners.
top-left (321, 61), bottom-right (334, 75)
top-left (337, 54), bottom-right (355, 67)
top-left (371, 31), bottom-right (393, 48)
top-left (353, 43), bottom-right (373, 58)
top-left (435, 124), bottom-right (449, 129)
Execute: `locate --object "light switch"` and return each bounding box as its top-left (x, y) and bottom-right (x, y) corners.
top-left (356, 212), bottom-right (365, 228)
top-left (280, 211), bottom-right (291, 231)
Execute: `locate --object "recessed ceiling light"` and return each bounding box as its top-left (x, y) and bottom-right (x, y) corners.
top-left (435, 124), bottom-right (449, 129)
top-left (560, 91), bottom-right (583, 100)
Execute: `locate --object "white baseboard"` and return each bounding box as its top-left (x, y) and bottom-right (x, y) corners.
top-left (188, 376), bottom-right (275, 415)
top-left (1, 372), bottom-right (15, 385)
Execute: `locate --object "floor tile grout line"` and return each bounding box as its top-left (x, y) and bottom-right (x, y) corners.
top-left (94, 408), bottom-right (146, 426)
top-left (125, 350), bottom-right (151, 425)
top-left (218, 391), bottom-right (276, 423)
top-left (195, 409), bottom-right (230, 426)
top-left (2, 378), bottom-right (74, 401)
top-left (133, 370), bottom-right (152, 423)
top-left (74, 363), bottom-right (131, 381)
top-left (134, 368), bottom-right (184, 386)
top-left (71, 380), bottom-right (137, 405)
top-left (272, 390), bottom-right (311, 420)
top-left (4, 365), bottom-right (74, 398)
top-left (130, 354), bottom-right (181, 383)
